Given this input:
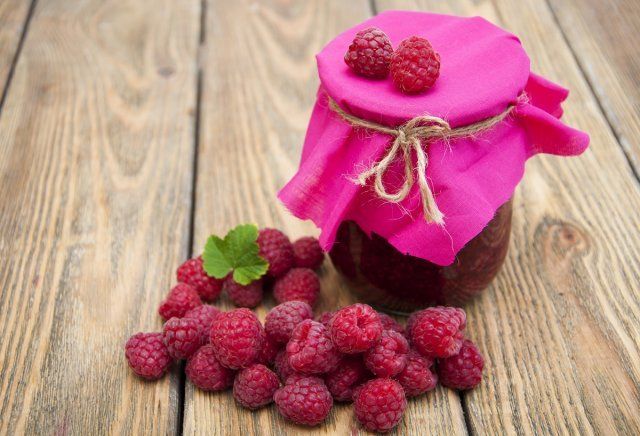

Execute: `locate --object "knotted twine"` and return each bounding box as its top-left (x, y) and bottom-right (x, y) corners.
top-left (328, 96), bottom-right (519, 225)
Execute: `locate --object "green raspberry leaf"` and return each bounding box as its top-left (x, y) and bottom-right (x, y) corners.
top-left (202, 224), bottom-right (268, 285)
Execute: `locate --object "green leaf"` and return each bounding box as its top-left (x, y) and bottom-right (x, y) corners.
top-left (202, 224), bottom-right (269, 285)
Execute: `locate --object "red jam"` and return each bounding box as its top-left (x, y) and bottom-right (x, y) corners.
top-left (329, 200), bottom-right (513, 313)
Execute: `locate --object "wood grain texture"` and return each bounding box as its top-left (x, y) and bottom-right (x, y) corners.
top-left (548, 0), bottom-right (640, 176)
top-left (0, 0), bottom-right (199, 433)
top-left (184, 0), bottom-right (467, 434)
top-left (377, 0), bottom-right (640, 434)
top-left (0, 0), bottom-right (31, 101)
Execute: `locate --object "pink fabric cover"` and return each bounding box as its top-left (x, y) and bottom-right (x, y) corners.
top-left (278, 11), bottom-right (589, 266)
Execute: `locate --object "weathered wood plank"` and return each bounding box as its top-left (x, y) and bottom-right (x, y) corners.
top-left (0, 0), bottom-right (199, 433)
top-left (0, 0), bottom-right (32, 101)
top-left (377, 0), bottom-right (640, 434)
top-left (548, 0), bottom-right (640, 176)
top-left (185, 0), bottom-right (467, 434)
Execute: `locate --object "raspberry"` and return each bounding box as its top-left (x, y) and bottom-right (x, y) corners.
top-left (233, 364), bottom-right (280, 409)
top-left (258, 228), bottom-right (294, 278)
top-left (286, 319), bottom-right (341, 374)
top-left (292, 237), bottom-right (324, 269)
top-left (162, 317), bottom-right (201, 360)
top-left (354, 378), bottom-right (407, 432)
top-left (274, 376), bottom-right (333, 426)
top-left (223, 277), bottom-right (263, 308)
top-left (184, 305), bottom-right (221, 345)
top-left (344, 27), bottom-right (393, 79)
top-left (186, 344), bottom-right (235, 391)
top-left (438, 339), bottom-right (484, 390)
top-left (273, 268), bottom-right (320, 306)
top-left (257, 335), bottom-right (280, 366)
top-left (209, 308), bottom-right (265, 369)
top-left (409, 306), bottom-right (466, 358)
top-left (265, 301), bottom-right (314, 344)
top-left (125, 332), bottom-right (171, 380)
top-left (176, 256), bottom-right (224, 302)
top-left (329, 303), bottom-right (383, 354)
top-left (324, 356), bottom-right (369, 402)
top-left (158, 283), bottom-right (202, 320)
top-left (316, 310), bottom-right (335, 328)
top-left (395, 350), bottom-right (437, 397)
top-left (378, 312), bottom-right (405, 335)
top-left (364, 330), bottom-right (409, 377)
top-left (390, 36), bottom-right (440, 94)
top-left (275, 349), bottom-right (296, 382)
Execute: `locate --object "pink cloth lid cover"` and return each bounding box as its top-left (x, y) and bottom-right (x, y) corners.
top-left (278, 11), bottom-right (590, 266)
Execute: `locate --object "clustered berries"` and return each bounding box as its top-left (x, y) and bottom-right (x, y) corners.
top-left (344, 27), bottom-right (441, 94)
top-left (124, 227), bottom-right (484, 433)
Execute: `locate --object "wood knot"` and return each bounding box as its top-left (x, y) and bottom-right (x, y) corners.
top-left (536, 218), bottom-right (590, 262)
top-left (157, 66), bottom-right (175, 77)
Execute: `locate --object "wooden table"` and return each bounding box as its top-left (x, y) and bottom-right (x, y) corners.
top-left (1, 0), bottom-right (638, 434)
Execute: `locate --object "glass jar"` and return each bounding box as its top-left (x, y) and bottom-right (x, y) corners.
top-left (329, 199), bottom-right (513, 313)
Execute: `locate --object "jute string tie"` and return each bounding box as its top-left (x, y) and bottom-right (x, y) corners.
top-left (328, 96), bottom-right (519, 225)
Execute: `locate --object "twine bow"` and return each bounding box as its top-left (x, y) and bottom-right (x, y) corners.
top-left (328, 96), bottom-right (517, 225)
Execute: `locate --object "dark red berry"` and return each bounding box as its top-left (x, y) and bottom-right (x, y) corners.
top-left (184, 305), bottom-right (222, 345)
top-left (275, 349), bottom-right (296, 382)
top-left (354, 378), bottom-right (407, 432)
top-left (344, 27), bottom-right (394, 78)
top-left (125, 332), bottom-right (171, 380)
top-left (209, 308), bottom-right (265, 369)
top-left (265, 301), bottom-right (314, 344)
top-left (162, 317), bottom-right (201, 360)
top-left (223, 276), bottom-right (263, 308)
top-left (257, 335), bottom-right (280, 366)
top-left (395, 350), bottom-right (437, 397)
top-left (233, 364), bottom-right (280, 409)
top-left (378, 312), bottom-right (405, 335)
top-left (287, 319), bottom-right (341, 375)
top-left (438, 339), bottom-right (484, 390)
top-left (273, 268), bottom-right (320, 306)
top-left (364, 330), bottom-right (409, 377)
top-left (258, 228), bottom-right (294, 278)
top-left (176, 255), bottom-right (224, 302)
top-left (274, 376), bottom-right (333, 426)
top-left (409, 306), bottom-right (466, 358)
top-left (186, 344), bottom-right (235, 391)
top-left (390, 36), bottom-right (440, 94)
top-left (292, 237), bottom-right (324, 269)
top-left (158, 283), bottom-right (202, 320)
top-left (329, 303), bottom-right (383, 354)
top-left (324, 356), bottom-right (370, 402)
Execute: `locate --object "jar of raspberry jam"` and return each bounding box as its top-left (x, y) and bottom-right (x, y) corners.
top-left (278, 12), bottom-right (589, 312)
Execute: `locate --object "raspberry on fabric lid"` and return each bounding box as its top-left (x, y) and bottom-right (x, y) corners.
top-left (278, 10), bottom-right (589, 266)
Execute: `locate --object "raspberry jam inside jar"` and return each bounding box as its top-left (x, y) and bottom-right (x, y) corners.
top-left (329, 200), bottom-right (512, 313)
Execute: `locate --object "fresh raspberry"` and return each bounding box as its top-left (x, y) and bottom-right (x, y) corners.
top-left (265, 301), bottom-right (314, 344)
top-left (158, 283), bottom-right (202, 320)
top-left (364, 330), bottom-right (409, 377)
top-left (274, 376), bottom-right (333, 426)
top-left (257, 335), bottom-right (280, 366)
top-left (378, 312), bottom-right (405, 335)
top-left (344, 27), bottom-right (393, 78)
top-left (324, 356), bottom-right (370, 402)
top-left (162, 317), bottom-right (201, 360)
top-left (438, 339), bottom-right (484, 390)
top-left (209, 308), bottom-right (265, 369)
top-left (233, 364), bottom-right (280, 409)
top-left (184, 305), bottom-right (221, 345)
top-left (316, 310), bottom-right (335, 328)
top-left (292, 237), bottom-right (324, 269)
top-left (395, 350), bottom-right (437, 397)
top-left (258, 228), bottom-right (294, 278)
top-left (275, 349), bottom-right (296, 382)
top-left (287, 319), bottom-right (341, 374)
top-left (223, 277), bottom-right (263, 308)
top-left (273, 268), bottom-right (320, 306)
top-left (176, 256), bottom-right (224, 302)
top-left (409, 306), bottom-right (466, 358)
top-left (125, 332), bottom-right (171, 380)
top-left (329, 303), bottom-right (383, 354)
top-left (186, 344), bottom-right (235, 391)
top-left (390, 36), bottom-right (440, 94)
top-left (354, 378), bottom-right (407, 433)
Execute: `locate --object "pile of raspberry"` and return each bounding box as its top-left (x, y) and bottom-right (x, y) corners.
top-left (344, 26), bottom-right (441, 94)
top-left (125, 229), bottom-right (484, 433)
